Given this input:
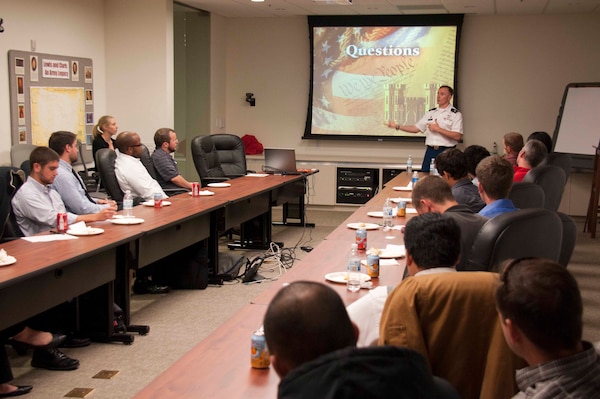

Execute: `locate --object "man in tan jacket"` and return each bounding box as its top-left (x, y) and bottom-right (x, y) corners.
top-left (378, 213), bottom-right (524, 399)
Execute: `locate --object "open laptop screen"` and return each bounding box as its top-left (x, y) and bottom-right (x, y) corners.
top-left (263, 148), bottom-right (298, 174)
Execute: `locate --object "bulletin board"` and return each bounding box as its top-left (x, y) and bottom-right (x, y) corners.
top-left (7, 50), bottom-right (95, 159)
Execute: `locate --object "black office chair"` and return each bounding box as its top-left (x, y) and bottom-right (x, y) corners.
top-left (19, 159), bottom-right (31, 177)
top-left (557, 211), bottom-right (577, 267)
top-left (508, 182), bottom-right (545, 209)
top-left (469, 208), bottom-right (563, 272)
top-left (94, 149), bottom-right (143, 208)
top-left (75, 141), bottom-right (104, 196)
top-left (523, 165), bottom-right (567, 211)
top-left (140, 144), bottom-right (189, 195)
top-left (140, 144), bottom-right (159, 180)
top-left (546, 152), bottom-right (572, 184)
top-left (0, 167), bottom-right (26, 242)
top-left (191, 134), bottom-right (247, 187)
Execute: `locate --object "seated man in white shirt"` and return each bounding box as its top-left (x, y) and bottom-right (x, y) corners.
top-left (347, 213), bottom-right (459, 346)
top-left (12, 146), bottom-right (115, 237)
top-left (49, 130), bottom-right (117, 215)
top-left (114, 131), bottom-right (167, 202)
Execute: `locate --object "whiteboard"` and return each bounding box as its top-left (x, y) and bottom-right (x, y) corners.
top-left (553, 83), bottom-right (600, 155)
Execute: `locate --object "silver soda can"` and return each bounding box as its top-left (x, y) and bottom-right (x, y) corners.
top-left (251, 328), bottom-right (270, 369)
top-left (367, 253), bottom-right (380, 278)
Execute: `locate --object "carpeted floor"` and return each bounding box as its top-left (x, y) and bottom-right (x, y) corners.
top-left (6, 211), bottom-right (600, 399)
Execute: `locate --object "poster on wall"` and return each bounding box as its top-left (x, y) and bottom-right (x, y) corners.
top-left (8, 50), bottom-right (94, 158)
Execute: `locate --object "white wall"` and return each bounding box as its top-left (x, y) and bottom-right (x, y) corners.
top-left (220, 14), bottom-right (600, 164)
top-left (104, 0), bottom-right (173, 145)
top-left (0, 0), bottom-right (106, 165)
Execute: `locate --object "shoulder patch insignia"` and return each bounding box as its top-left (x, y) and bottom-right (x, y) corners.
top-left (450, 107), bottom-right (458, 113)
top-left (429, 107), bottom-right (437, 112)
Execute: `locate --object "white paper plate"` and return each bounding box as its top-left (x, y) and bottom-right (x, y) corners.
top-left (367, 211), bottom-right (384, 218)
top-left (0, 256), bottom-right (17, 267)
top-left (325, 272), bottom-right (371, 284)
top-left (66, 227), bottom-right (105, 236)
top-left (393, 186), bottom-right (412, 191)
top-left (391, 197), bottom-right (412, 203)
top-left (110, 218), bottom-right (145, 225)
top-left (406, 208), bottom-right (418, 214)
top-left (141, 200), bottom-right (172, 207)
top-left (346, 222), bottom-right (380, 230)
top-left (188, 190), bottom-right (215, 196)
top-left (207, 182), bottom-right (231, 188)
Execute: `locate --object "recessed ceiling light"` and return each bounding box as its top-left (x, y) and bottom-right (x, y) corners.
top-left (251, 0), bottom-right (264, 3)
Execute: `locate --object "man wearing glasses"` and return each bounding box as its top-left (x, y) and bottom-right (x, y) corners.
top-left (114, 131), bottom-right (166, 202)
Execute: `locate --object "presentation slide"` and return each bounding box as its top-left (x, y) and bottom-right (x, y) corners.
top-left (304, 16), bottom-right (462, 142)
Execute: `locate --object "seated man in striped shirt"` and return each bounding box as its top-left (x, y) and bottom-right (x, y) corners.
top-left (496, 258), bottom-right (600, 398)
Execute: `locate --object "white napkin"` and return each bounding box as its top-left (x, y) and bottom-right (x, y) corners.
top-left (200, 190), bottom-right (214, 195)
top-left (391, 197), bottom-right (412, 203)
top-left (68, 221), bottom-right (87, 232)
top-left (22, 235), bottom-right (78, 242)
top-left (0, 248), bottom-right (10, 262)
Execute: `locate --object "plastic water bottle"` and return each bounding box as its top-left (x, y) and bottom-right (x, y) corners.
top-left (123, 190), bottom-right (134, 218)
top-left (347, 243), bottom-right (361, 292)
top-left (430, 158), bottom-right (437, 176)
top-left (382, 197), bottom-right (393, 229)
top-left (411, 171), bottom-right (419, 186)
top-left (406, 155), bottom-right (413, 174)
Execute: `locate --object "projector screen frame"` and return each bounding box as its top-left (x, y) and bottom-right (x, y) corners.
top-left (303, 14), bottom-right (464, 143)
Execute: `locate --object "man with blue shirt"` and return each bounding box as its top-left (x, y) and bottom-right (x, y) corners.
top-left (476, 155), bottom-right (518, 218)
top-left (49, 131), bottom-right (117, 215)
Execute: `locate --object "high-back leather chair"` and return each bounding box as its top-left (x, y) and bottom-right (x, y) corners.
top-left (10, 143), bottom-right (37, 168)
top-left (95, 149), bottom-right (125, 203)
top-left (191, 134), bottom-right (247, 187)
top-left (508, 182), bottom-right (545, 209)
top-left (546, 152), bottom-right (572, 184)
top-left (469, 208), bottom-right (563, 272)
top-left (140, 144), bottom-right (158, 180)
top-left (523, 164), bottom-right (567, 211)
top-left (379, 272), bottom-right (525, 399)
top-left (557, 211), bottom-right (577, 267)
top-left (0, 167), bottom-right (26, 242)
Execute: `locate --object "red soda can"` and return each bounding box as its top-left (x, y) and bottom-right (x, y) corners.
top-left (355, 227), bottom-right (367, 251)
top-left (56, 212), bottom-right (68, 233)
top-left (191, 182), bottom-right (200, 197)
top-left (153, 193), bottom-right (163, 208)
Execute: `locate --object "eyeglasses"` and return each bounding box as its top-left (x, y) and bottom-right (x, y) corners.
top-left (131, 144), bottom-right (142, 148)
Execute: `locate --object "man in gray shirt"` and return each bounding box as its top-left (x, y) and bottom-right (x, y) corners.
top-left (12, 147), bottom-right (115, 236)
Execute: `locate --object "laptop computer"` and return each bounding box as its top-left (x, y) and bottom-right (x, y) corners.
top-left (263, 148), bottom-right (302, 175)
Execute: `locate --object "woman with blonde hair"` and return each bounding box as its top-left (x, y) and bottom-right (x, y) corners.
top-left (91, 115), bottom-right (118, 168)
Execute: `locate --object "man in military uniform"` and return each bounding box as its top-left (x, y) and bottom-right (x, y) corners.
top-left (388, 85), bottom-right (463, 172)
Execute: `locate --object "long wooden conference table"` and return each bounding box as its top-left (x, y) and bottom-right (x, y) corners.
top-left (0, 173), bottom-right (306, 342)
top-left (133, 173), bottom-right (416, 399)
